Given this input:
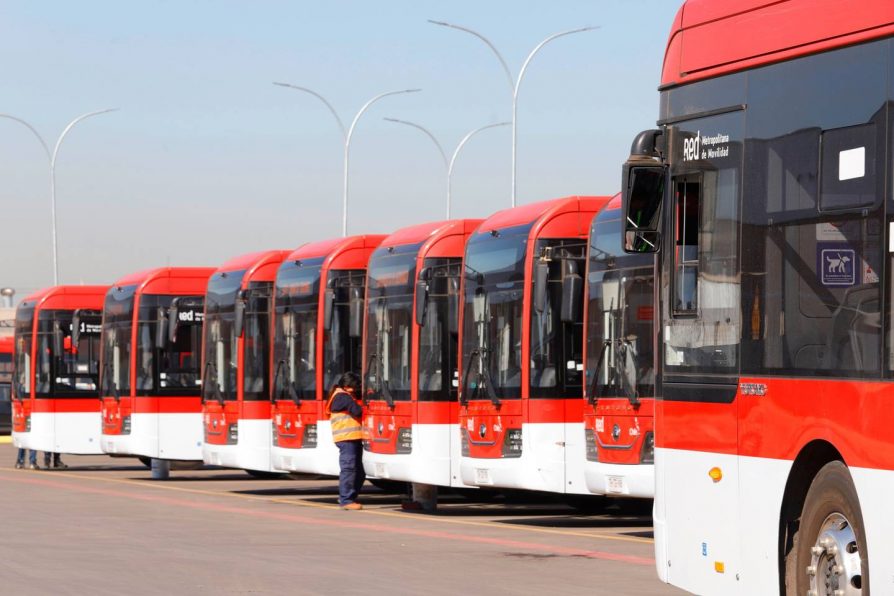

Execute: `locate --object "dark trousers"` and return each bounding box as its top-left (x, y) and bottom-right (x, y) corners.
top-left (16, 448), bottom-right (37, 466)
top-left (336, 440), bottom-right (365, 505)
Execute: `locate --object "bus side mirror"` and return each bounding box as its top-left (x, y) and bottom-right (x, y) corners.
top-left (447, 277), bottom-right (459, 335)
top-left (473, 287), bottom-right (486, 323)
top-left (348, 286), bottom-right (364, 338)
top-left (323, 288), bottom-right (336, 331)
top-left (560, 260), bottom-right (583, 323)
top-left (53, 320), bottom-right (64, 357)
top-left (167, 301), bottom-right (180, 344)
top-left (533, 261), bottom-right (549, 314)
top-left (415, 268), bottom-right (431, 326)
top-left (157, 307), bottom-right (170, 346)
top-left (622, 163), bottom-right (666, 254)
top-left (71, 310), bottom-right (82, 349)
top-left (234, 289), bottom-right (249, 338)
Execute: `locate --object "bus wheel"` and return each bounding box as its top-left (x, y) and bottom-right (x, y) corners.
top-left (784, 461), bottom-right (867, 595)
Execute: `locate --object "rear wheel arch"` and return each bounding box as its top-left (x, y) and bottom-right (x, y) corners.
top-left (777, 440), bottom-right (843, 592)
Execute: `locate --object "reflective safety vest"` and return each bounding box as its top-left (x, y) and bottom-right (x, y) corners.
top-left (325, 390), bottom-right (363, 442)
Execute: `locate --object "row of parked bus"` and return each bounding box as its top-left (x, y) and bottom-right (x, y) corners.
top-left (5, 194), bottom-right (656, 500)
top-left (9, 1), bottom-right (888, 592)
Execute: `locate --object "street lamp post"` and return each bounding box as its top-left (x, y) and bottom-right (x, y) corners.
top-left (0, 109), bottom-right (119, 284)
top-left (274, 83), bottom-right (420, 236)
top-left (429, 20), bottom-right (597, 208)
top-left (384, 118), bottom-right (509, 219)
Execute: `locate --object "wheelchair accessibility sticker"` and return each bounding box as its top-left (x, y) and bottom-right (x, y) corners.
top-left (818, 243), bottom-right (856, 286)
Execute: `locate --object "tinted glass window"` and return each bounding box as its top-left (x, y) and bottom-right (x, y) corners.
top-left (100, 285), bottom-right (136, 397)
top-left (13, 303), bottom-right (35, 399)
top-left (202, 270), bottom-right (244, 402)
top-left (273, 257), bottom-right (323, 402)
top-left (462, 224), bottom-right (531, 401)
top-left (740, 39), bottom-right (887, 378)
top-left (243, 281), bottom-right (274, 401)
top-left (417, 257), bottom-right (462, 402)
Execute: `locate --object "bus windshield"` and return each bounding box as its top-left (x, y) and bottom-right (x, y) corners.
top-left (364, 243), bottom-right (420, 403)
top-left (417, 257), bottom-right (462, 402)
top-left (461, 224), bottom-right (531, 401)
top-left (202, 269), bottom-right (246, 402)
top-left (136, 295), bottom-right (203, 396)
top-left (101, 285), bottom-right (136, 398)
top-left (585, 213), bottom-right (655, 403)
top-left (35, 310), bottom-right (102, 397)
top-left (273, 257), bottom-right (324, 402)
top-left (243, 281), bottom-right (274, 401)
top-left (13, 303), bottom-right (35, 399)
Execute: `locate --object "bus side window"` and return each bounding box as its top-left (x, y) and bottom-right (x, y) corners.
top-left (673, 177), bottom-right (700, 315)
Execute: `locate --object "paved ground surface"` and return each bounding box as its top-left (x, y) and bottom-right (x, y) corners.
top-left (0, 442), bottom-right (683, 595)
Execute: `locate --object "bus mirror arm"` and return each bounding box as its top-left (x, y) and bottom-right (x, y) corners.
top-left (234, 290), bottom-right (248, 338)
top-left (71, 310), bottom-right (82, 349)
top-left (415, 280), bottom-right (429, 326)
top-left (533, 261), bottom-right (548, 314)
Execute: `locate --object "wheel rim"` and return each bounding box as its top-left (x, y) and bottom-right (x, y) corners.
top-left (806, 512), bottom-right (863, 596)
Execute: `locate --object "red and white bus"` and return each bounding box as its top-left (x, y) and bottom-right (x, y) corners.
top-left (100, 268), bottom-right (214, 461)
top-left (362, 219), bottom-right (482, 487)
top-left (270, 235), bottom-right (386, 476)
top-left (1, 336), bottom-right (15, 435)
top-left (201, 250), bottom-right (290, 474)
top-left (582, 194), bottom-right (656, 498)
top-left (11, 286), bottom-right (108, 454)
top-left (623, 1), bottom-right (894, 592)
top-left (458, 196), bottom-right (611, 495)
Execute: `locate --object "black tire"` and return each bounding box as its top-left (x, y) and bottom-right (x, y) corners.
top-left (244, 469), bottom-right (287, 480)
top-left (784, 461), bottom-right (868, 595)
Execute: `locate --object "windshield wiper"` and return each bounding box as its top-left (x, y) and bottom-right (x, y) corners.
top-left (461, 348), bottom-right (501, 408)
top-left (273, 359), bottom-right (301, 406)
top-left (588, 337), bottom-right (640, 409)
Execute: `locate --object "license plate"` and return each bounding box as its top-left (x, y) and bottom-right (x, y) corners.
top-left (375, 462), bottom-right (387, 478)
top-left (607, 475), bottom-right (625, 494)
top-left (475, 468), bottom-right (492, 485)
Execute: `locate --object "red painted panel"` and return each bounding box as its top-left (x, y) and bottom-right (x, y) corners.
top-left (656, 399), bottom-right (738, 456)
top-left (585, 398), bottom-right (655, 465)
top-left (365, 400), bottom-right (411, 454)
top-left (662, 0), bottom-right (894, 87)
top-left (30, 398), bottom-right (101, 413)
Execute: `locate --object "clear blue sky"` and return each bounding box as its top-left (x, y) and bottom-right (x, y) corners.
top-left (0, 0), bottom-right (680, 296)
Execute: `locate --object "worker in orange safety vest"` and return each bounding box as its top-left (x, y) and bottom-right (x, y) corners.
top-left (325, 371), bottom-right (365, 510)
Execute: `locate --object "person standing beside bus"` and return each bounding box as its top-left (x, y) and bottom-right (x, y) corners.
top-left (325, 372), bottom-right (365, 510)
top-left (15, 447), bottom-right (38, 470)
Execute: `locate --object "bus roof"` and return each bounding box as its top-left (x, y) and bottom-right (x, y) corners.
top-left (476, 195), bottom-right (612, 239)
top-left (379, 219), bottom-right (483, 259)
top-left (662, 0), bottom-right (894, 88)
top-left (112, 267), bottom-right (215, 296)
top-left (215, 250), bottom-right (292, 285)
top-left (286, 235), bottom-right (387, 271)
top-left (19, 285), bottom-right (110, 312)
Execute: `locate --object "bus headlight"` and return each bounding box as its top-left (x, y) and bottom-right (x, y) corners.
top-left (640, 431), bottom-right (655, 464)
top-left (122, 416), bottom-right (131, 435)
top-left (585, 429), bottom-right (598, 462)
top-left (502, 428), bottom-right (523, 458)
top-left (461, 429), bottom-right (470, 456)
top-left (396, 427), bottom-right (412, 454)
top-left (227, 423), bottom-right (238, 445)
top-left (302, 423), bottom-right (317, 448)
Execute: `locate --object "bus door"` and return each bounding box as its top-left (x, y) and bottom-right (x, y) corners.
top-left (657, 110), bottom-right (744, 590)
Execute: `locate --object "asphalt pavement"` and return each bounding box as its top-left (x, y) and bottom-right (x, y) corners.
top-left (0, 442), bottom-right (683, 595)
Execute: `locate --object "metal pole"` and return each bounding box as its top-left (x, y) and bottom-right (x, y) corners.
top-left (428, 21), bottom-right (596, 208)
top-left (0, 110), bottom-right (117, 285)
top-left (343, 90), bottom-right (420, 236)
top-left (272, 83), bottom-right (347, 139)
top-left (274, 84), bottom-right (419, 236)
top-left (447, 122), bottom-right (509, 219)
top-left (48, 109), bottom-right (119, 284)
top-left (511, 27), bottom-right (597, 208)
